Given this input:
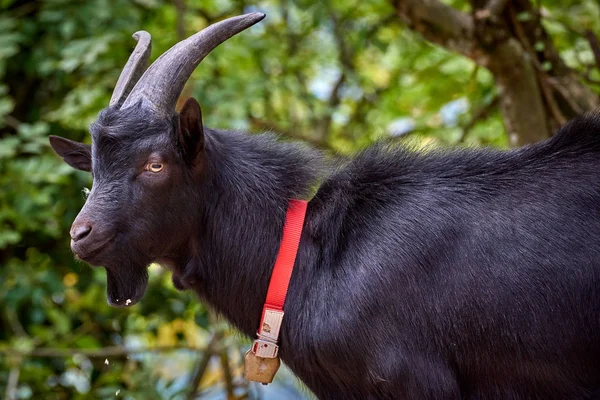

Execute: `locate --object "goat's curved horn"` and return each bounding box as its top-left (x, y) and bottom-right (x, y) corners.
top-left (110, 31), bottom-right (152, 108)
top-left (121, 12), bottom-right (265, 116)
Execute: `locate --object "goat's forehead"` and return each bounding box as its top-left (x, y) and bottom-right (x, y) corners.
top-left (89, 110), bottom-right (174, 158)
top-left (90, 106), bottom-right (173, 140)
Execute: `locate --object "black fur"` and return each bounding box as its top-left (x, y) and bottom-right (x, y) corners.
top-left (51, 106), bottom-right (600, 399)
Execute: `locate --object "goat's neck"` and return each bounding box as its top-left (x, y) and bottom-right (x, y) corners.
top-left (180, 129), bottom-right (322, 337)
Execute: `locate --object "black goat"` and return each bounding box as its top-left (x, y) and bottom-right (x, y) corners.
top-left (49, 13), bottom-right (600, 399)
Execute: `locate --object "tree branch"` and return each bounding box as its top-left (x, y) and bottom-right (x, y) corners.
top-left (3, 308), bottom-right (27, 338)
top-left (459, 96), bottom-right (499, 142)
top-left (585, 30), bottom-right (600, 71)
top-left (0, 345), bottom-right (208, 358)
top-left (319, 3), bottom-right (396, 143)
top-left (507, 0), bottom-right (598, 115)
top-left (392, 0), bottom-right (483, 62)
top-left (474, 0), bottom-right (509, 20)
top-left (279, 1), bottom-right (316, 133)
top-left (486, 0), bottom-right (509, 18)
top-left (219, 349), bottom-right (235, 398)
top-left (394, 0), bottom-right (599, 145)
top-left (487, 38), bottom-right (550, 145)
top-left (393, 0), bottom-right (551, 144)
top-left (4, 365), bottom-right (20, 400)
top-left (173, 0), bottom-right (186, 41)
top-left (508, 7), bottom-right (567, 126)
top-left (249, 116), bottom-right (335, 151)
top-left (3, 115), bottom-right (21, 130)
top-left (546, 77), bottom-right (584, 115)
top-left (186, 334), bottom-right (220, 400)
top-left (312, 2), bottom-right (351, 142)
top-left (188, 8), bottom-right (229, 24)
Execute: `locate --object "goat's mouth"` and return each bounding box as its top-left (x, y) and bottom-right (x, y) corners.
top-left (105, 264), bottom-right (149, 308)
top-left (70, 234), bottom-right (149, 308)
top-left (72, 235), bottom-right (115, 265)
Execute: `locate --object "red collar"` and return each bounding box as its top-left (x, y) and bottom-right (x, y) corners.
top-left (251, 199), bottom-right (308, 359)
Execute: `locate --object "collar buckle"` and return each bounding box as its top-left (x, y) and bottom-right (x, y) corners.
top-left (252, 308), bottom-right (284, 358)
top-left (252, 339), bottom-right (279, 358)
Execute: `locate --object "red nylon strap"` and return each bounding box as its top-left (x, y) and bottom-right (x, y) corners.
top-left (260, 199), bottom-right (307, 319)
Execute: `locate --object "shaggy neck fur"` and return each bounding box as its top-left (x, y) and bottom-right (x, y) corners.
top-left (173, 128), bottom-right (324, 336)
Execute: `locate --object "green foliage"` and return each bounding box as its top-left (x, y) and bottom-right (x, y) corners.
top-left (0, 0), bottom-right (599, 398)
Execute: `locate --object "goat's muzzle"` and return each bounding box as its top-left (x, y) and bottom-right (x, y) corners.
top-left (70, 219), bottom-right (115, 265)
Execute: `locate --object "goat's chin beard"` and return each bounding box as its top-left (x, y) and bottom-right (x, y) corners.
top-left (104, 264), bottom-right (149, 308)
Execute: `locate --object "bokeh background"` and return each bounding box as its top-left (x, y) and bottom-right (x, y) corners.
top-left (1, 0), bottom-right (600, 399)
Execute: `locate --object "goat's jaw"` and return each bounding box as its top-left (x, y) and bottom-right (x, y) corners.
top-left (105, 264), bottom-right (149, 308)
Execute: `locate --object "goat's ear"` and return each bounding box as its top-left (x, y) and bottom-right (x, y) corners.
top-left (49, 135), bottom-right (92, 172)
top-left (178, 97), bottom-right (204, 164)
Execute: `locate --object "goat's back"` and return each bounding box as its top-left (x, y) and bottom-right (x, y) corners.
top-left (300, 114), bottom-right (600, 399)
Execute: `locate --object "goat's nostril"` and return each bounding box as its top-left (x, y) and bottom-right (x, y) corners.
top-left (71, 224), bottom-right (92, 242)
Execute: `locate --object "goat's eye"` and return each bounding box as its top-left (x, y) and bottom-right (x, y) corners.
top-left (147, 162), bottom-right (164, 173)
